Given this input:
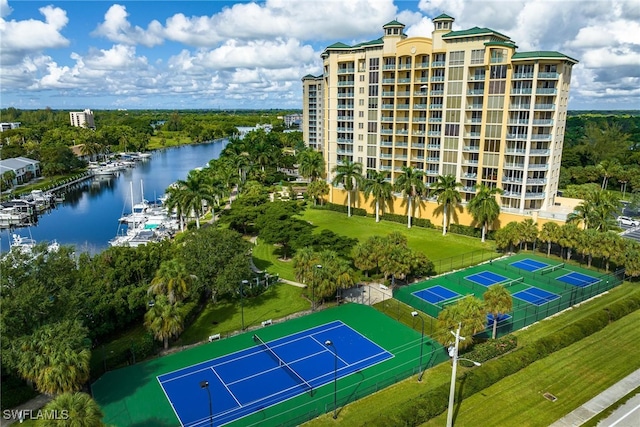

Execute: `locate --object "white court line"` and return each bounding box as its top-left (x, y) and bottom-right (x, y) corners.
top-left (156, 377), bottom-right (186, 427)
top-left (211, 366), bottom-right (242, 407)
top-left (309, 334), bottom-right (350, 367)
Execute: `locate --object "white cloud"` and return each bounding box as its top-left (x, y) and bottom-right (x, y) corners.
top-left (0, 4), bottom-right (69, 65)
top-left (92, 4), bottom-right (164, 47)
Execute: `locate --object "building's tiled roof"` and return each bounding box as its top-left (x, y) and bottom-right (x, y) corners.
top-left (383, 20), bottom-right (405, 27)
top-left (484, 41), bottom-right (517, 48)
top-left (433, 13), bottom-right (454, 20)
top-left (302, 74), bottom-right (321, 80)
top-left (512, 51), bottom-right (579, 63)
top-left (443, 26), bottom-right (510, 40)
top-left (325, 42), bottom-right (351, 49)
top-left (352, 38), bottom-right (384, 48)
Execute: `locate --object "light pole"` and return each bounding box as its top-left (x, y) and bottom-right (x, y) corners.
top-left (200, 380), bottom-right (213, 427)
top-left (411, 311), bottom-right (425, 381)
top-left (325, 340), bottom-right (338, 419)
top-left (240, 280), bottom-right (248, 331)
top-left (313, 264), bottom-right (322, 311)
top-left (446, 323), bottom-right (481, 427)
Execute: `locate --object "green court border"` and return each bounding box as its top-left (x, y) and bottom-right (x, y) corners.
top-left (92, 304), bottom-right (448, 426)
top-left (395, 253), bottom-right (623, 338)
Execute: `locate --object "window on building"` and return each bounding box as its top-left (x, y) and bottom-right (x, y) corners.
top-left (470, 49), bottom-right (484, 64)
top-left (449, 51), bottom-right (465, 66)
top-left (488, 80), bottom-right (506, 94)
top-left (369, 58), bottom-right (379, 71)
top-left (448, 67), bottom-right (464, 80)
top-left (490, 65), bottom-right (507, 79)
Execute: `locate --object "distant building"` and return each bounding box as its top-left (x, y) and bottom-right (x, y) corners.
top-left (70, 109), bottom-right (96, 129)
top-left (283, 113), bottom-right (303, 128)
top-left (301, 75), bottom-right (324, 151)
top-left (0, 122), bottom-right (21, 132)
top-left (0, 157), bottom-right (41, 186)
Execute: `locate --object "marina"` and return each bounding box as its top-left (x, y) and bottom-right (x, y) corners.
top-left (0, 140), bottom-right (228, 254)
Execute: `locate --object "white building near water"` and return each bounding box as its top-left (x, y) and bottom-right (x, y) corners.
top-left (70, 109), bottom-right (96, 129)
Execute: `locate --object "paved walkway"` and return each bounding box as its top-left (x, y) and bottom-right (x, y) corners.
top-left (1, 394), bottom-right (52, 426)
top-left (550, 368), bottom-right (640, 427)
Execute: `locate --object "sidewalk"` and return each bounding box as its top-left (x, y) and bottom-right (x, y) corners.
top-left (1, 394), bottom-right (52, 426)
top-left (549, 368), bottom-right (640, 427)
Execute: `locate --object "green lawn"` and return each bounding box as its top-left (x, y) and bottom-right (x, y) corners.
top-left (422, 309), bottom-right (640, 427)
top-left (304, 281), bottom-right (640, 426)
top-left (177, 283), bottom-right (308, 345)
top-left (252, 209), bottom-right (497, 281)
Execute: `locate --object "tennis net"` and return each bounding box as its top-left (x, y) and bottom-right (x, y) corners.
top-left (439, 295), bottom-right (466, 309)
top-left (499, 277), bottom-right (524, 288)
top-left (253, 334), bottom-right (313, 394)
top-left (540, 263), bottom-right (565, 275)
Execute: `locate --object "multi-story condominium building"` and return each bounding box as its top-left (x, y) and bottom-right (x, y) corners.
top-left (301, 75), bottom-right (324, 151)
top-left (70, 109), bottom-right (96, 129)
top-left (305, 15), bottom-right (577, 215)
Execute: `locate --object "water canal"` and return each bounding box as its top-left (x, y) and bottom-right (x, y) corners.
top-left (0, 140), bottom-right (228, 254)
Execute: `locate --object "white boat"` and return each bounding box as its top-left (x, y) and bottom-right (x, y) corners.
top-left (7, 232), bottom-right (59, 255)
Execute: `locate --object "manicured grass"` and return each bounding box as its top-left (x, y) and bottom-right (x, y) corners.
top-left (177, 283), bottom-right (308, 345)
top-left (422, 309), bottom-right (640, 427)
top-left (301, 209), bottom-right (495, 264)
top-left (304, 282), bottom-right (640, 426)
top-left (253, 208), bottom-right (497, 281)
top-left (252, 238), bottom-right (298, 281)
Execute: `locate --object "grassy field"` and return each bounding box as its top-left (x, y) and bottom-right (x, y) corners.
top-left (422, 309), bottom-right (640, 427)
top-left (252, 208), bottom-right (497, 281)
top-left (304, 281), bottom-right (640, 426)
top-left (177, 283), bottom-right (309, 345)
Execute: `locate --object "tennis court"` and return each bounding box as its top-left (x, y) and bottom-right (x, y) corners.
top-left (158, 321), bottom-right (392, 426)
top-left (487, 313), bottom-right (511, 326)
top-left (412, 285), bottom-right (461, 306)
top-left (465, 271), bottom-right (509, 287)
top-left (557, 271), bottom-right (600, 288)
top-left (509, 258), bottom-right (549, 272)
top-left (512, 286), bottom-right (560, 306)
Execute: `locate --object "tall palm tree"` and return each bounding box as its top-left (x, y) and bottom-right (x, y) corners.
top-left (432, 174), bottom-right (462, 235)
top-left (307, 180), bottom-right (330, 205)
top-left (144, 295), bottom-right (185, 349)
top-left (297, 149), bottom-right (325, 182)
top-left (467, 184), bottom-right (503, 242)
top-left (39, 392), bottom-right (105, 427)
top-left (483, 285), bottom-right (512, 339)
top-left (539, 222), bottom-right (561, 256)
top-left (558, 223), bottom-right (581, 260)
top-left (174, 169), bottom-right (216, 229)
top-left (148, 259), bottom-right (196, 305)
top-left (362, 170), bottom-right (393, 222)
top-left (331, 160), bottom-right (363, 217)
top-left (519, 219), bottom-right (538, 251)
top-left (394, 166), bottom-right (426, 228)
top-left (164, 183), bottom-right (187, 232)
top-left (567, 199), bottom-right (594, 230)
top-left (292, 246), bottom-right (318, 285)
top-left (598, 159), bottom-right (621, 190)
top-left (433, 296), bottom-right (485, 350)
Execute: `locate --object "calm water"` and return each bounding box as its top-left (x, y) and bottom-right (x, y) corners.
top-left (1, 140), bottom-right (228, 254)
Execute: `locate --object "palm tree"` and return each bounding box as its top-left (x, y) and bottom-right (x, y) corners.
top-left (432, 174), bottom-right (462, 235)
top-left (467, 184), bottom-right (503, 242)
top-left (331, 160), bottom-right (363, 217)
top-left (494, 221), bottom-right (521, 253)
top-left (38, 392), bottom-right (105, 427)
top-left (558, 223), bottom-right (581, 260)
top-left (174, 169), bottom-right (216, 229)
top-left (363, 171), bottom-right (393, 222)
top-left (297, 149), bottom-right (325, 182)
top-left (433, 296), bottom-right (485, 350)
top-left (307, 180), bottom-right (330, 205)
top-left (577, 229), bottom-right (599, 268)
top-left (539, 222), bottom-right (561, 256)
top-left (598, 159), bottom-right (621, 190)
top-left (394, 166), bottom-right (426, 228)
top-left (144, 295), bottom-right (185, 349)
top-left (292, 246), bottom-right (318, 285)
top-left (148, 259), bottom-right (196, 305)
top-left (12, 320), bottom-right (91, 395)
top-left (518, 219), bottom-right (538, 251)
top-left (483, 285), bottom-right (512, 339)
top-left (567, 199), bottom-right (593, 230)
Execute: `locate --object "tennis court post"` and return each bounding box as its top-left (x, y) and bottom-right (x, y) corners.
top-left (411, 311), bottom-right (425, 381)
top-left (200, 380), bottom-right (213, 427)
top-left (324, 340), bottom-right (338, 419)
top-left (446, 323), bottom-right (481, 427)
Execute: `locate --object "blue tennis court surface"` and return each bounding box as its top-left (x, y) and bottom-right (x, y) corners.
top-left (157, 321), bottom-right (393, 426)
top-left (510, 258), bottom-right (549, 272)
top-left (513, 286), bottom-right (559, 306)
top-left (487, 313), bottom-right (511, 326)
top-left (412, 285), bottom-right (460, 305)
top-left (557, 271), bottom-right (600, 288)
top-left (465, 271), bottom-right (509, 287)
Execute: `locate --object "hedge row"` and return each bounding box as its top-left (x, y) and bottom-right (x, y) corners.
top-left (459, 334), bottom-right (518, 367)
top-left (312, 202), bottom-right (367, 217)
top-left (366, 291), bottom-right (640, 426)
top-left (446, 223), bottom-right (495, 240)
top-left (380, 213), bottom-right (434, 229)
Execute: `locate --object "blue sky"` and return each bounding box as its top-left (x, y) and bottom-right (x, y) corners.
top-left (1, 0), bottom-right (638, 111)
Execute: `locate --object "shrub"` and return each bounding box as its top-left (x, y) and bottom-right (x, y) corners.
top-left (380, 213), bottom-right (434, 228)
top-left (459, 335), bottom-right (517, 366)
top-left (312, 202), bottom-right (367, 217)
